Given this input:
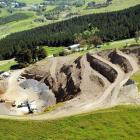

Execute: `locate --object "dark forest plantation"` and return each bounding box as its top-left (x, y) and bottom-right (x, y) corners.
top-left (0, 5), bottom-right (140, 59)
top-left (0, 0), bottom-right (140, 140)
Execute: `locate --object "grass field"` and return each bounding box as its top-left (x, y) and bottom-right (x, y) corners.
top-left (101, 38), bottom-right (140, 50)
top-left (0, 0), bottom-right (139, 39)
top-left (0, 47), bottom-right (64, 71)
top-left (17, 0), bottom-right (43, 4)
top-left (0, 10), bottom-right (37, 38)
top-left (0, 38), bottom-right (139, 71)
top-left (79, 0), bottom-right (140, 14)
top-left (70, 38), bottom-right (140, 56)
top-left (0, 105), bottom-right (139, 140)
top-left (44, 46), bottom-right (64, 56)
top-left (131, 71), bottom-right (140, 91)
top-left (0, 59), bottom-right (16, 71)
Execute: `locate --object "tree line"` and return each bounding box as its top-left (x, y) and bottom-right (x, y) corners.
top-left (0, 13), bottom-right (30, 25)
top-left (0, 5), bottom-right (140, 60)
top-left (14, 47), bottom-right (47, 68)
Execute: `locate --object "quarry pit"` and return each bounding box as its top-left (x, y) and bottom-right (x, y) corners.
top-left (0, 46), bottom-right (140, 119)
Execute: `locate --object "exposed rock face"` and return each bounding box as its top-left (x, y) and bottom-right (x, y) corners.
top-left (86, 53), bottom-right (117, 82)
top-left (108, 50), bottom-right (133, 73)
top-left (22, 57), bottom-right (82, 102)
top-left (122, 46), bottom-right (140, 64)
top-left (22, 53), bottom-right (119, 102)
top-left (98, 50), bottom-right (133, 73)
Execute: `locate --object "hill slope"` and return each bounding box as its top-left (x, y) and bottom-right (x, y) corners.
top-left (0, 0), bottom-right (140, 38)
top-left (0, 106), bottom-right (140, 140)
top-left (0, 5), bottom-right (140, 60)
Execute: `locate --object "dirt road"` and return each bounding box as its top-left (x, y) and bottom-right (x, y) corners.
top-left (0, 51), bottom-right (139, 120)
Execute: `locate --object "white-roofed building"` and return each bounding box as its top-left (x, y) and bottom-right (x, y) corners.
top-left (68, 44), bottom-right (80, 51)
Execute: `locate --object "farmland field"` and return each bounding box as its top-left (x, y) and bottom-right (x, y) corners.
top-left (0, 13), bottom-right (31, 25)
top-left (0, 0), bottom-right (140, 38)
top-left (17, 0), bottom-right (43, 4)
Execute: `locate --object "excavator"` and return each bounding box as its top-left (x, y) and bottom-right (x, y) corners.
top-left (17, 100), bottom-right (34, 114)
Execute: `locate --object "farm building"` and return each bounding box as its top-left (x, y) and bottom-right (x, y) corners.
top-left (68, 44), bottom-right (80, 51)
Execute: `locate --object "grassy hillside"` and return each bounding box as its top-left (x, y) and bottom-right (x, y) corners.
top-left (44, 46), bottom-right (64, 56)
top-left (0, 0), bottom-right (139, 38)
top-left (101, 38), bottom-right (140, 50)
top-left (69, 38), bottom-right (140, 56)
top-left (17, 0), bottom-right (43, 4)
top-left (0, 59), bottom-right (16, 71)
top-left (0, 105), bottom-right (140, 140)
top-left (131, 71), bottom-right (140, 91)
top-left (0, 13), bottom-right (31, 25)
top-left (0, 4), bottom-right (139, 60)
top-left (0, 38), bottom-right (139, 71)
top-left (83, 0), bottom-right (140, 14)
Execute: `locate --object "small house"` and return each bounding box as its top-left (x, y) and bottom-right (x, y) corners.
top-left (68, 44), bottom-right (80, 51)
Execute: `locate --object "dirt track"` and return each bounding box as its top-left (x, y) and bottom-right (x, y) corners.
top-left (0, 50), bottom-right (140, 120)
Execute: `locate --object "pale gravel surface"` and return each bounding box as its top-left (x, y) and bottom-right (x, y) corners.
top-left (0, 51), bottom-right (140, 120)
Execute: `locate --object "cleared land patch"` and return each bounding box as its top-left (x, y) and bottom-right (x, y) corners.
top-left (44, 46), bottom-right (64, 56)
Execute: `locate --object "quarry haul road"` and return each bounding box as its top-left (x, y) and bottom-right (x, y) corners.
top-left (110, 50), bottom-right (139, 104)
top-left (0, 51), bottom-right (139, 120)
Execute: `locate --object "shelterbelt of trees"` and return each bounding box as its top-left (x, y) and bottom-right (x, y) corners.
top-left (0, 13), bottom-right (30, 25)
top-left (0, 5), bottom-right (140, 60)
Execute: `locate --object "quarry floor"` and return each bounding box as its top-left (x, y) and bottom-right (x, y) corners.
top-left (0, 49), bottom-right (140, 120)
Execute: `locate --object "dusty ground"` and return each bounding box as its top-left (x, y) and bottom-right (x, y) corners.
top-left (0, 48), bottom-right (140, 120)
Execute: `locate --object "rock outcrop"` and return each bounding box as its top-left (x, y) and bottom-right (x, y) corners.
top-left (98, 50), bottom-right (133, 73)
top-left (86, 53), bottom-right (117, 82)
top-left (108, 50), bottom-right (133, 73)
